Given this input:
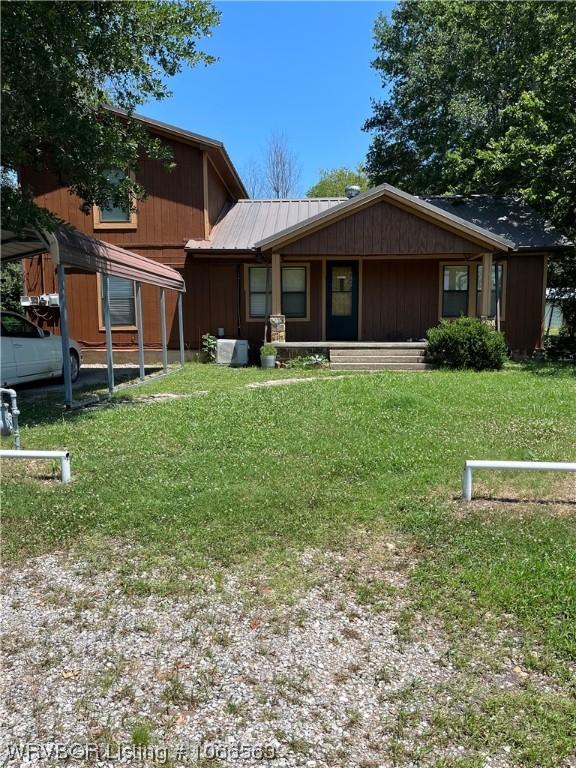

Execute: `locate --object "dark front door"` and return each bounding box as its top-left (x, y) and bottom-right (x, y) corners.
top-left (326, 261), bottom-right (358, 340)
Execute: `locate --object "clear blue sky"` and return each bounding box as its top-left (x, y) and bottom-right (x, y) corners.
top-left (142, 1), bottom-right (394, 196)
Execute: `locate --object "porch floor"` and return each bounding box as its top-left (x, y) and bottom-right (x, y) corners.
top-left (273, 341), bottom-right (428, 349)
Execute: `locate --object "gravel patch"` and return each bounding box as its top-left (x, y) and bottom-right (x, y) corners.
top-left (1, 546), bottom-right (571, 767)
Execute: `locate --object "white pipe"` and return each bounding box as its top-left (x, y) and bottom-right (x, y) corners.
top-left (135, 281), bottom-right (145, 382)
top-left (462, 459), bottom-right (576, 501)
top-left (178, 292), bottom-right (185, 368)
top-left (1, 449), bottom-right (71, 483)
top-left (103, 273), bottom-right (114, 394)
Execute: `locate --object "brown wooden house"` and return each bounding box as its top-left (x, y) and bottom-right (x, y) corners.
top-left (21, 111), bottom-right (570, 360)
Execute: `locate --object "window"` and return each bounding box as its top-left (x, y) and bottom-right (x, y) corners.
top-left (93, 170), bottom-right (137, 229)
top-left (246, 265), bottom-right (308, 320)
top-left (1, 313), bottom-right (42, 338)
top-left (442, 265), bottom-right (469, 317)
top-left (100, 276), bottom-right (136, 328)
top-left (477, 263), bottom-right (504, 317)
top-left (248, 267), bottom-right (272, 319)
top-left (281, 267), bottom-right (306, 318)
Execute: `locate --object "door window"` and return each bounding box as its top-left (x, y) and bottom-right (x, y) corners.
top-left (331, 266), bottom-right (354, 316)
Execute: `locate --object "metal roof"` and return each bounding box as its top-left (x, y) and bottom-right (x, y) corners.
top-left (253, 184), bottom-right (515, 252)
top-left (186, 186), bottom-right (570, 254)
top-left (421, 196), bottom-right (572, 250)
top-left (186, 198), bottom-right (345, 251)
top-left (1, 228), bottom-right (185, 292)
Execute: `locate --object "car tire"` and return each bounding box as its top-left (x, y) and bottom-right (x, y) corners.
top-left (68, 350), bottom-right (80, 383)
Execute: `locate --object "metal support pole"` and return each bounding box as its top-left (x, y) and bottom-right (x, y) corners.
top-left (160, 287), bottom-right (168, 373)
top-left (102, 273), bottom-right (114, 394)
top-left (57, 263), bottom-right (74, 407)
top-left (177, 292), bottom-right (185, 368)
top-left (135, 281), bottom-right (145, 382)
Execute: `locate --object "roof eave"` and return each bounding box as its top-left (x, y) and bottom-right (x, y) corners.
top-left (103, 105), bottom-right (248, 199)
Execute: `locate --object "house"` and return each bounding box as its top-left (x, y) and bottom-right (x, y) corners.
top-left (21, 111), bottom-right (570, 361)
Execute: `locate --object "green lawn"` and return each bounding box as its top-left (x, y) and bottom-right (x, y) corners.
top-left (4, 363), bottom-right (576, 667)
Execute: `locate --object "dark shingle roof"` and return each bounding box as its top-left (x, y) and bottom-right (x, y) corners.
top-left (421, 195), bottom-right (571, 250)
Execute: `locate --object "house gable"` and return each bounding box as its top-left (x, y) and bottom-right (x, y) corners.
top-left (278, 197), bottom-right (494, 257)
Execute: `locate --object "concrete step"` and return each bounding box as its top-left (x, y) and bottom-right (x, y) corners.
top-left (330, 354), bottom-right (427, 364)
top-left (330, 349), bottom-right (427, 358)
top-left (331, 362), bottom-right (432, 371)
top-left (331, 351), bottom-right (426, 360)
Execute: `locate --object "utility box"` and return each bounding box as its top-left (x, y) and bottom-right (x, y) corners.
top-left (216, 339), bottom-right (248, 367)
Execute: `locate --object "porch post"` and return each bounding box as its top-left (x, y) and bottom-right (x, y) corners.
top-left (271, 252), bottom-right (281, 315)
top-left (56, 263), bottom-right (73, 407)
top-left (160, 287), bottom-right (168, 373)
top-left (177, 292), bottom-right (185, 368)
top-left (480, 252), bottom-right (493, 319)
top-left (102, 273), bottom-right (114, 395)
top-left (135, 281), bottom-right (145, 382)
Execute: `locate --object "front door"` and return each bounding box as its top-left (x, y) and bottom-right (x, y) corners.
top-left (326, 261), bottom-right (358, 340)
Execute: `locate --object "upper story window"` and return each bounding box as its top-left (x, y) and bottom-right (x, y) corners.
top-left (477, 263), bottom-right (505, 317)
top-left (93, 170), bottom-right (137, 230)
top-left (442, 265), bottom-right (469, 317)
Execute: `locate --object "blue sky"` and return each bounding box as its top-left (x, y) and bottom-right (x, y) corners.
top-left (142, 1), bottom-right (394, 195)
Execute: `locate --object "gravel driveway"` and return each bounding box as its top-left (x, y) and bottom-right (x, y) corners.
top-left (1, 542), bottom-right (571, 768)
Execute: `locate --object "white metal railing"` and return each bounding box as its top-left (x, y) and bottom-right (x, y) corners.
top-left (462, 459), bottom-right (576, 501)
top-left (1, 449), bottom-right (71, 483)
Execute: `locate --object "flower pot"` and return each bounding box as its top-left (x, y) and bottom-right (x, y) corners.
top-left (260, 355), bottom-right (276, 369)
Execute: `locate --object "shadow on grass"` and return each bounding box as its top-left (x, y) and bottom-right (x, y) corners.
top-left (466, 494), bottom-right (576, 507)
top-left (516, 360), bottom-right (576, 377)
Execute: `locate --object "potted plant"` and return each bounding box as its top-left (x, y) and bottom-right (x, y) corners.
top-left (260, 343), bottom-right (277, 369)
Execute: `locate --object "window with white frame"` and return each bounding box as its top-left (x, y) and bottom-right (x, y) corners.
top-left (247, 265), bottom-right (308, 319)
top-left (442, 265), bottom-right (469, 317)
top-left (476, 263), bottom-right (504, 317)
top-left (101, 276), bottom-right (136, 327)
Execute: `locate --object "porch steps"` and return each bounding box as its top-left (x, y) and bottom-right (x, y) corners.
top-left (330, 344), bottom-right (431, 371)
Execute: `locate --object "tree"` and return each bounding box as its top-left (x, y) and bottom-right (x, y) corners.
top-left (1, 0), bottom-right (220, 232)
top-left (263, 133), bottom-right (301, 198)
top-left (364, 1), bottom-right (576, 234)
top-left (364, 0), bottom-right (576, 344)
top-left (0, 262), bottom-right (23, 313)
top-left (307, 166), bottom-right (369, 197)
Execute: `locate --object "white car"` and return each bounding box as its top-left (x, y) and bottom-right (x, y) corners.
top-left (1, 311), bottom-right (82, 387)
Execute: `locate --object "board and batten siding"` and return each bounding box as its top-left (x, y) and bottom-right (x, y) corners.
top-left (279, 200), bottom-right (484, 257)
top-left (504, 253), bottom-right (546, 352)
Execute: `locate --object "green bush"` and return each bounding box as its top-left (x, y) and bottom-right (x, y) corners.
top-left (201, 333), bottom-right (217, 363)
top-left (426, 317), bottom-right (507, 370)
top-left (260, 344), bottom-right (276, 356)
top-left (285, 354), bottom-right (328, 370)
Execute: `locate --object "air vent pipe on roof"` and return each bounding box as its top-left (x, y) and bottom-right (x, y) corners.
top-left (345, 185), bottom-right (361, 199)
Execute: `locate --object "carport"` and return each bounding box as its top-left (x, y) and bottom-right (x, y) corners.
top-left (1, 227), bottom-right (185, 406)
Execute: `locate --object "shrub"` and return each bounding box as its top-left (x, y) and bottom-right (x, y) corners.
top-left (545, 327), bottom-right (576, 361)
top-left (426, 317), bottom-right (507, 370)
top-left (285, 354), bottom-right (328, 369)
top-left (201, 333), bottom-right (217, 363)
top-left (260, 344), bottom-right (276, 356)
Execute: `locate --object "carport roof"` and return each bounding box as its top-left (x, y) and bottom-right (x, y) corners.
top-left (1, 228), bottom-right (185, 292)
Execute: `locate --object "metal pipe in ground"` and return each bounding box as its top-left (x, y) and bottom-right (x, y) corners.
top-left (1, 449), bottom-right (71, 483)
top-left (462, 459), bottom-right (576, 501)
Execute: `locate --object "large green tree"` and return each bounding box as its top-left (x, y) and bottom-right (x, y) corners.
top-left (307, 166), bottom-right (369, 198)
top-left (364, 1), bottom-right (576, 235)
top-left (1, 0), bottom-right (219, 233)
top-left (365, 0), bottom-right (576, 346)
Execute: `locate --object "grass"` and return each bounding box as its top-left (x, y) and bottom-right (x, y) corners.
top-left (3, 362), bottom-right (575, 672)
